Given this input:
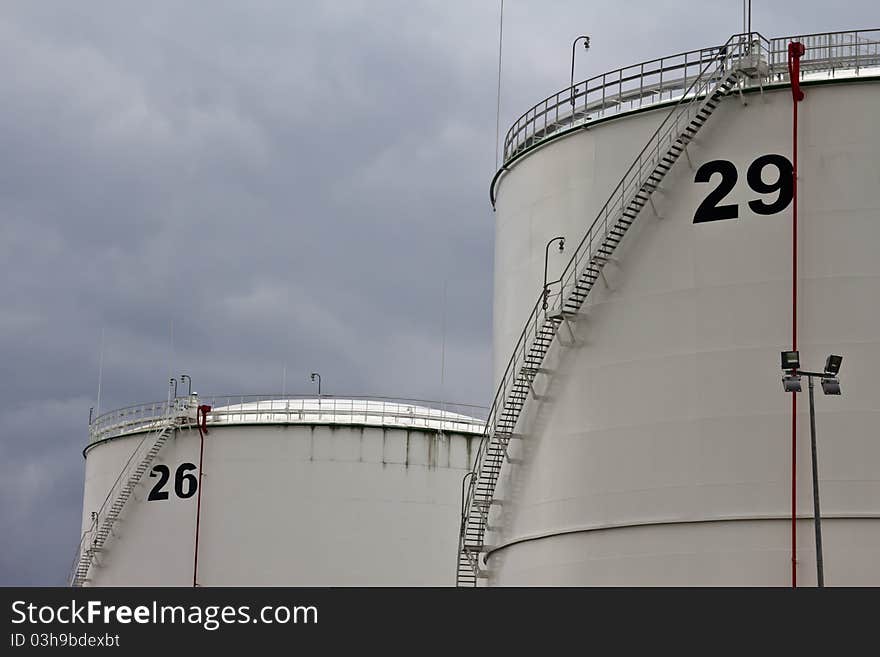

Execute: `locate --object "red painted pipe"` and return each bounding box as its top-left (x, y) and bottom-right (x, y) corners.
top-left (787, 42), bottom-right (805, 588)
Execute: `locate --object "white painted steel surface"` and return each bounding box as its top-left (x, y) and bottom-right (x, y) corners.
top-left (79, 398), bottom-right (482, 586)
top-left (488, 78), bottom-right (880, 585)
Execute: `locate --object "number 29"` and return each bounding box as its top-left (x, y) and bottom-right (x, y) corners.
top-left (693, 154), bottom-right (794, 223)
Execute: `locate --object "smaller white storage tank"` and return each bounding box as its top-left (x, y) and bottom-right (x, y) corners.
top-left (74, 394), bottom-right (484, 586)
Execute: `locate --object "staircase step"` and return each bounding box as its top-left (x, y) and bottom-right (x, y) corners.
top-left (459, 60), bottom-right (737, 586)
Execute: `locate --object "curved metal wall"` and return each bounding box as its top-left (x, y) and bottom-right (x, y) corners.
top-left (81, 422), bottom-right (477, 585)
top-left (489, 79), bottom-right (880, 585)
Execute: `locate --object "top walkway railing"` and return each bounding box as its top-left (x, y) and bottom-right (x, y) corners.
top-left (501, 28), bottom-right (880, 165)
top-left (87, 394), bottom-right (488, 444)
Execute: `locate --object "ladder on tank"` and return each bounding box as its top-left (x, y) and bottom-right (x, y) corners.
top-left (69, 415), bottom-right (184, 587)
top-left (457, 34), bottom-right (770, 586)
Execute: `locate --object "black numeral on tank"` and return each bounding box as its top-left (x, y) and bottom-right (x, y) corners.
top-left (148, 463), bottom-right (198, 501)
top-left (694, 155), bottom-right (793, 223)
top-left (747, 154), bottom-right (794, 215)
top-left (694, 160), bottom-right (738, 223)
top-left (174, 463), bottom-right (198, 499)
top-left (147, 465), bottom-right (170, 501)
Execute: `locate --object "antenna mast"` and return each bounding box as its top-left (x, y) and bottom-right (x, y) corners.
top-left (494, 0), bottom-right (505, 169)
top-left (96, 327), bottom-right (105, 416)
top-left (743, 0), bottom-right (752, 34)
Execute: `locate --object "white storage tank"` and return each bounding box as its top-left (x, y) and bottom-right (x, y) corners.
top-left (460, 29), bottom-right (880, 586)
top-left (74, 394), bottom-right (484, 586)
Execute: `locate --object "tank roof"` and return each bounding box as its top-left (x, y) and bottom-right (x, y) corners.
top-left (501, 28), bottom-right (880, 167)
top-left (88, 395), bottom-right (487, 445)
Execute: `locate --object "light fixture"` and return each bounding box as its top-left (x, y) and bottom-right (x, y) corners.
top-left (781, 350), bottom-right (800, 371)
top-left (776, 349), bottom-right (844, 588)
top-left (782, 374), bottom-right (802, 393)
top-left (570, 35), bottom-right (591, 110)
top-left (824, 354), bottom-right (843, 376)
top-left (542, 236), bottom-right (566, 311)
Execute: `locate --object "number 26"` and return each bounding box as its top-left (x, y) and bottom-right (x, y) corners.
top-left (148, 463), bottom-right (198, 501)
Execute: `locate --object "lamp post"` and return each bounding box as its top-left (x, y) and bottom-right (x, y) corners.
top-left (543, 236), bottom-right (566, 311)
top-left (780, 351), bottom-right (842, 587)
top-left (310, 372), bottom-right (322, 397)
top-left (180, 374), bottom-right (192, 397)
top-left (570, 35), bottom-right (591, 113)
top-left (806, 375), bottom-right (824, 587)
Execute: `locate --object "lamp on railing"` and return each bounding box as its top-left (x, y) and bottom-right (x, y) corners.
top-left (543, 236), bottom-right (566, 311)
top-left (570, 35), bottom-right (591, 113)
top-left (180, 374), bottom-right (192, 397)
top-left (310, 372), bottom-right (322, 397)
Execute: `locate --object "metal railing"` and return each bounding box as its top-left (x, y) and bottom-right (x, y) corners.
top-left (88, 394), bottom-right (488, 444)
top-left (88, 399), bottom-right (176, 444)
top-left (460, 32), bottom-right (765, 584)
top-left (502, 28), bottom-right (880, 164)
top-left (502, 43), bottom-right (727, 161)
top-left (769, 29), bottom-right (880, 79)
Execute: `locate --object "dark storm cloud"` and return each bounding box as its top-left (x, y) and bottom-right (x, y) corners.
top-left (0, 0), bottom-right (499, 585)
top-left (1, 1), bottom-right (876, 584)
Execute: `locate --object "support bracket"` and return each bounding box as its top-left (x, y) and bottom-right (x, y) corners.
top-left (528, 378), bottom-right (545, 401)
top-left (649, 195), bottom-right (663, 220)
top-left (600, 257), bottom-right (622, 291)
top-left (557, 316), bottom-right (578, 347)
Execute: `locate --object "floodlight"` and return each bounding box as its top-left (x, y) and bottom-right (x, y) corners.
top-left (782, 351), bottom-right (801, 370)
top-left (781, 350), bottom-right (800, 371)
top-left (821, 378), bottom-right (841, 395)
top-left (782, 374), bottom-right (802, 392)
top-left (824, 354), bottom-right (843, 376)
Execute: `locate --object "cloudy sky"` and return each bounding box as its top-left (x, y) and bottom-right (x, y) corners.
top-left (1, 1), bottom-right (874, 585)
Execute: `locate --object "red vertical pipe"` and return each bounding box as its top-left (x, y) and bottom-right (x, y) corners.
top-left (791, 95), bottom-right (798, 587)
top-left (787, 42), bottom-right (805, 588)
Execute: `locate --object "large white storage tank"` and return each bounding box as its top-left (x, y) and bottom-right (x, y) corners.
top-left (74, 394), bottom-right (484, 586)
top-left (463, 29), bottom-right (880, 586)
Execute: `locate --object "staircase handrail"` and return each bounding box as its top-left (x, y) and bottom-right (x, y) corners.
top-left (458, 32), bottom-right (769, 582)
top-left (550, 34), bottom-right (768, 311)
top-left (68, 405), bottom-right (181, 585)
